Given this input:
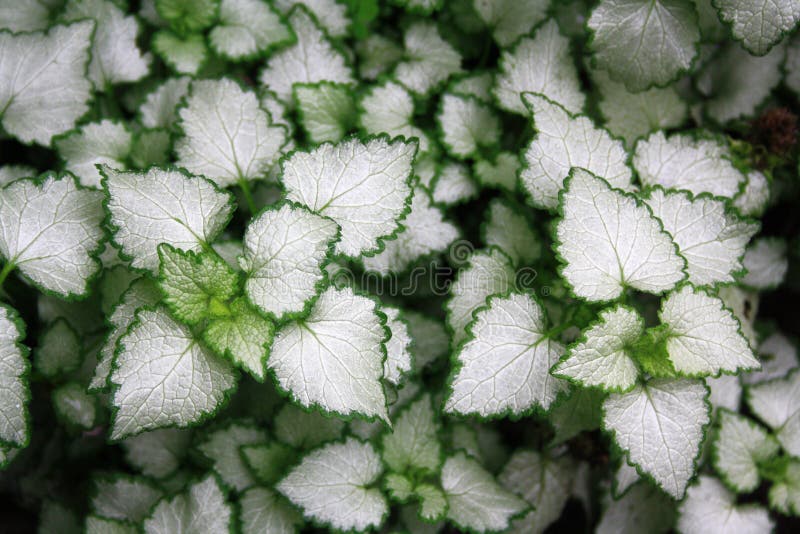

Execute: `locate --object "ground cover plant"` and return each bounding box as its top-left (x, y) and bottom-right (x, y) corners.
top-left (1, 0), bottom-right (800, 532)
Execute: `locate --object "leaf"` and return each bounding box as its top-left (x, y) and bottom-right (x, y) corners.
top-left (441, 451), bottom-right (528, 532)
top-left (677, 475), bottom-right (774, 533)
top-left (157, 245), bottom-right (239, 326)
top-left (644, 188), bottom-right (758, 287)
top-left (359, 81), bottom-right (431, 152)
top-left (743, 332), bottom-right (798, 385)
top-left (203, 298), bottom-right (274, 381)
top-left (85, 516), bottom-right (138, 534)
top-left (416, 483), bottom-right (447, 521)
top-left (405, 311), bottom-right (450, 370)
top-left (240, 202), bottom-right (338, 320)
top-left (473, 152), bottom-right (520, 192)
top-left (259, 6), bottom-right (354, 103)
top-left (659, 285), bottom-right (759, 376)
top-left (156, 0), bottom-right (219, 33)
top-left (62, 0), bottom-right (150, 88)
top-left (741, 237), bottom-right (788, 290)
top-left (521, 94), bottom-right (633, 210)
top-left (431, 161), bottom-right (478, 206)
top-left (494, 20), bottom-right (585, 115)
top-left (274, 403), bottom-right (345, 449)
top-left (482, 198), bottom-right (541, 267)
top-left (733, 170), bottom-right (770, 218)
top-left (445, 247), bottom-right (516, 347)
top-left (603, 378), bottom-right (710, 499)
top-left (437, 93), bottom-right (500, 159)
top-left (0, 0), bottom-right (51, 32)
top-left (713, 0), bottom-right (800, 55)
top-left (294, 82), bottom-right (356, 144)
top-left (140, 77), bottom-right (191, 130)
top-left (277, 437), bottom-right (388, 531)
top-left (55, 121), bottom-right (133, 189)
top-left (209, 0), bottom-right (293, 61)
top-left (198, 423), bottom-right (266, 492)
top-left (241, 442), bottom-right (296, 486)
top-left (110, 307), bottom-right (237, 440)
top-left (102, 166), bottom-right (234, 274)
top-left (176, 78), bottom-right (287, 188)
top-left (91, 279), bottom-right (162, 391)
top-left (274, 0), bottom-right (350, 37)
top-left (382, 306), bottom-right (412, 385)
top-left (555, 168), bottom-right (685, 302)
top-left (614, 461), bottom-right (641, 498)
top-left (34, 319), bottom-right (82, 379)
top-left (52, 382), bottom-right (96, 430)
top-left (0, 165), bottom-right (36, 187)
top-left (0, 21), bottom-right (93, 145)
top-left (587, 0), bottom-right (700, 92)
top-left (382, 394), bottom-right (441, 474)
top-left (552, 305), bottom-right (643, 392)
top-left (280, 136), bottom-right (415, 257)
top-left (143, 475), bottom-right (233, 534)
top-left (473, 0), bottom-right (549, 47)
top-left (91, 474), bottom-right (163, 523)
top-left (696, 42), bottom-right (785, 123)
top-left (0, 173), bottom-right (105, 298)
top-left (121, 428), bottom-right (192, 479)
top-left (0, 305), bottom-right (29, 447)
top-left (268, 286), bottom-right (389, 422)
top-left (549, 387), bottom-right (604, 445)
top-left (392, 22), bottom-right (462, 96)
top-left (633, 132), bottom-right (745, 198)
top-left (362, 183), bottom-right (458, 275)
top-left (446, 292), bottom-right (569, 417)
top-left (769, 460), bottom-right (800, 516)
top-left (597, 482), bottom-right (675, 534)
top-left (707, 374), bottom-right (742, 412)
top-left (152, 31), bottom-right (208, 75)
top-left (355, 35), bottom-right (403, 80)
top-left (499, 450), bottom-right (576, 534)
top-left (712, 410), bottom-right (779, 492)
top-left (747, 370), bottom-right (800, 457)
top-left (239, 487), bottom-right (303, 534)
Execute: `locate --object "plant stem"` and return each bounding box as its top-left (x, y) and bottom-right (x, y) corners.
top-left (0, 261), bottom-right (15, 295)
top-left (238, 179), bottom-right (257, 214)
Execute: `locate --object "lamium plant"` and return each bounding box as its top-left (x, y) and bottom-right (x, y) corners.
top-left (1, 0), bottom-right (800, 533)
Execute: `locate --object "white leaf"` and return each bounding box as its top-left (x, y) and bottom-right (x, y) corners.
top-left (85, 515), bottom-right (138, 534)
top-left (0, 21), bottom-right (93, 145)
top-left (714, 0), bottom-right (800, 55)
top-left (198, 423), bottom-right (265, 492)
top-left (55, 120), bottom-right (132, 188)
top-left (0, 305), bottom-right (29, 447)
top-left (633, 132), bottom-right (745, 198)
top-left (499, 450), bottom-right (575, 534)
top-left (240, 203), bottom-right (338, 320)
top-left (451, 72), bottom-right (494, 103)
top-left (644, 188), bottom-right (758, 287)
top-left (597, 483), bottom-right (675, 534)
top-left (747, 370), bottom-right (800, 457)
top-left (442, 451), bottom-right (528, 532)
top-left (121, 428), bottom-right (192, 480)
top-left (521, 95), bottom-right (633, 210)
top-left (405, 311), bottom-right (449, 370)
top-left (588, 0), bottom-right (699, 91)
top-left (603, 378), bottom-right (710, 498)
top-left (494, 20), bottom-right (585, 115)
top-left (209, 0), bottom-right (292, 60)
top-left (294, 82), bottom-right (355, 144)
top-left (355, 35), bottom-right (403, 80)
top-left (677, 475), bottom-right (773, 534)
top-left (438, 93), bottom-right (500, 159)
top-left (362, 184), bottom-right (459, 275)
top-left (431, 161), bottom-right (478, 206)
top-left (552, 305), bottom-right (643, 392)
top-left (277, 437), bottom-right (387, 532)
top-left (152, 32), bottom-right (207, 76)
top-left (176, 79), bottom-right (287, 188)
top-left (382, 307), bottom-right (412, 385)
top-left (614, 461), bottom-right (640, 497)
top-left (733, 170), bottom-right (770, 218)
top-left (555, 168), bottom-right (685, 302)
top-left (742, 237), bottom-right (788, 290)
top-left (696, 42), bottom-right (785, 123)
top-left (144, 475), bottom-right (233, 534)
top-left (239, 487), bottom-right (302, 534)
top-left (359, 81), bottom-right (430, 152)
top-left (274, 403), bottom-right (345, 449)
top-left (53, 382), bottom-right (96, 429)
top-left (382, 394), bottom-right (441, 473)
top-left (483, 198), bottom-right (541, 267)
top-left (706, 374), bottom-right (742, 412)
top-left (274, 0), bottom-right (350, 37)
top-left (259, 6), bottom-right (354, 103)
top-left (445, 248), bottom-right (515, 347)
top-left (268, 286), bottom-right (389, 422)
top-left (743, 332), bottom-right (798, 385)
top-left (0, 165), bottom-right (36, 187)
top-left (660, 285), bottom-right (759, 376)
top-left (446, 292), bottom-right (569, 416)
top-left (281, 136), bottom-right (415, 257)
top-left (768, 460), bottom-right (800, 516)
top-left (0, 0), bottom-right (50, 31)
top-left (594, 70), bottom-right (687, 148)
top-left (0, 174), bottom-right (104, 298)
top-left (713, 410), bottom-right (779, 492)
top-left (35, 319), bottom-right (81, 379)
top-left (473, 0), bottom-right (549, 47)
top-left (140, 77), bottom-right (191, 130)
top-left (392, 22), bottom-right (462, 96)
top-left (91, 475), bottom-right (163, 522)
top-left (62, 0), bottom-right (150, 88)
top-left (102, 166), bottom-right (233, 274)
top-left (110, 307), bottom-right (237, 440)
top-left (473, 152), bottom-right (519, 192)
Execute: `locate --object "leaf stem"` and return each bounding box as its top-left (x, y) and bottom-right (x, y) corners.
top-left (0, 261), bottom-right (15, 296)
top-left (238, 179), bottom-right (257, 214)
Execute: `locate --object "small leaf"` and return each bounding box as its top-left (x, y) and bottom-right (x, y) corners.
top-left (294, 82), bottom-right (356, 144)
top-left (277, 437), bottom-right (388, 532)
top-left (140, 77), bottom-right (191, 130)
top-left (713, 410), bottom-right (779, 492)
top-left (473, 0), bottom-right (549, 47)
top-left (144, 475), bottom-right (233, 534)
top-left (239, 487), bottom-right (303, 534)
top-left (241, 442), bottom-right (296, 486)
top-left (392, 22), bottom-right (462, 96)
top-left (198, 423), bottom-right (266, 492)
top-left (382, 394), bottom-right (441, 474)
top-left (713, 0), bottom-right (799, 55)
top-left (437, 93), bottom-right (500, 159)
top-left (742, 237), bottom-right (788, 290)
top-left (769, 460), bottom-right (800, 516)
top-left (482, 198), bottom-right (542, 267)
top-left (597, 482), bottom-right (675, 534)
top-left (209, 0), bottom-right (293, 61)
top-left (359, 81), bottom-right (431, 152)
top-left (203, 298), bottom-right (274, 381)
top-left (273, 403), bottom-right (345, 449)
top-left (156, 0), bottom-right (219, 33)
top-left (121, 428), bottom-right (192, 479)
top-left (55, 120), bottom-right (132, 188)
top-left (382, 306), bottom-right (412, 385)
top-left (0, 305), bottom-right (29, 447)
top-left (52, 382), bottom-right (96, 430)
top-left (152, 31), bottom-right (208, 75)
top-left (431, 161), bottom-right (478, 206)
top-left (91, 474), bottom-right (163, 523)
top-left (678, 475), bottom-right (773, 533)
top-left (747, 370), bottom-right (800, 457)
top-left (35, 319), bottom-right (82, 380)
top-left (274, 0), bottom-right (350, 37)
